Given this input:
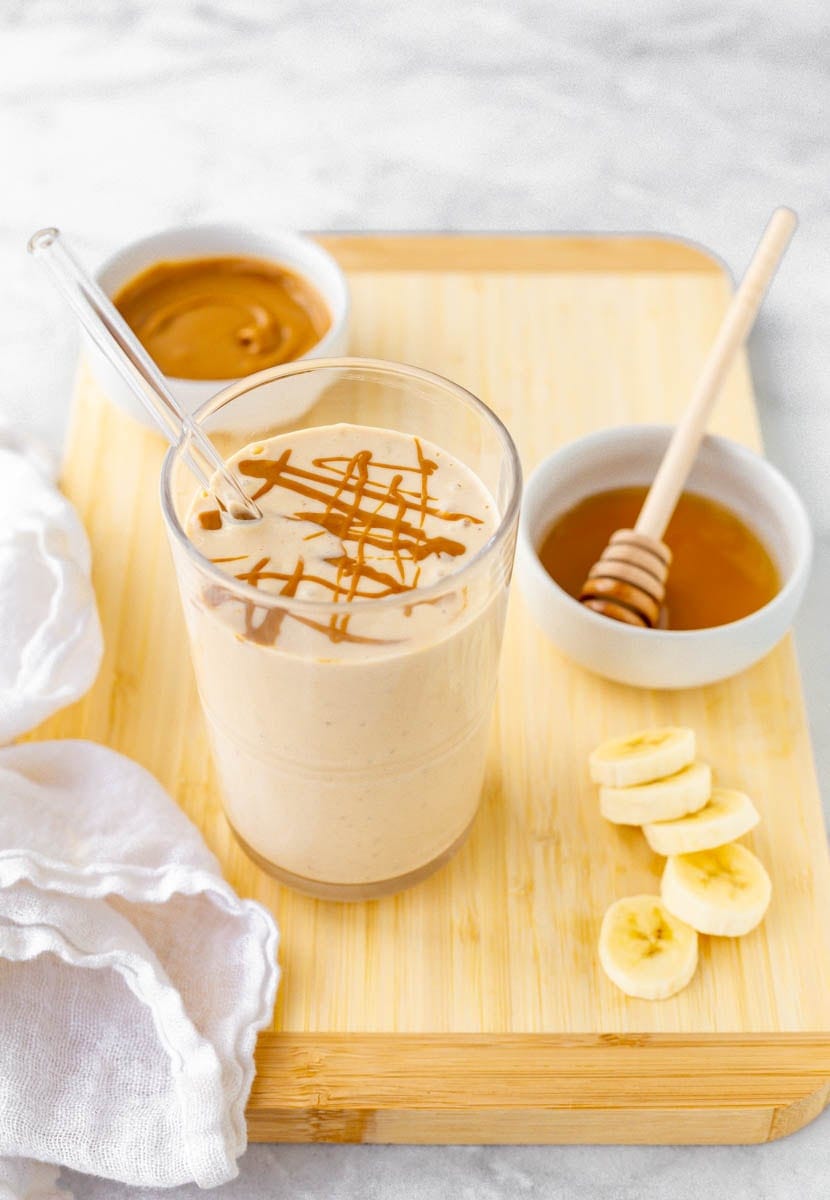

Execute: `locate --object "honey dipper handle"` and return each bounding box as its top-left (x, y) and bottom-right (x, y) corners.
top-left (635, 207), bottom-right (798, 542)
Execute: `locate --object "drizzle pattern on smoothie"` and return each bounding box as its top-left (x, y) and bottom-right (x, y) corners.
top-left (188, 424), bottom-right (496, 647)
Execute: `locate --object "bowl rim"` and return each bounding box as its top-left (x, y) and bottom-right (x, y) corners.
top-left (518, 423), bottom-right (813, 643)
top-left (92, 222), bottom-right (350, 388)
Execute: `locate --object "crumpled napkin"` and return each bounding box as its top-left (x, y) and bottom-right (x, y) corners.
top-left (0, 740), bottom-right (279, 1189)
top-left (0, 436), bottom-right (280, 1193)
top-left (0, 434), bottom-right (102, 742)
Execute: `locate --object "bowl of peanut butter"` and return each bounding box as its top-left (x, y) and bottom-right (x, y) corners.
top-left (86, 224), bottom-right (349, 431)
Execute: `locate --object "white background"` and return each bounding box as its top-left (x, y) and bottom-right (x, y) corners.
top-left (3, 1), bottom-right (829, 1196)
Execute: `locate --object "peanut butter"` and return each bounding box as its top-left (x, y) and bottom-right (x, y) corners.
top-left (113, 255), bottom-right (330, 380)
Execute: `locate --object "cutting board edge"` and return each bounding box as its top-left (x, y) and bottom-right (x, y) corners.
top-left (247, 1031), bottom-right (830, 1145)
top-left (313, 232), bottom-right (727, 274)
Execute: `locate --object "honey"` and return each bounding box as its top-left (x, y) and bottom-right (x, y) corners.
top-left (539, 487), bottom-right (780, 630)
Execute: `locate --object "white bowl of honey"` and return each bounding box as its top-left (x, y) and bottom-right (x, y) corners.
top-left (517, 425), bottom-right (812, 689)
top-left (85, 223), bottom-right (349, 432)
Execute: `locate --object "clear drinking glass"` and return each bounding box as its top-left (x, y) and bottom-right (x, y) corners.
top-left (161, 358), bottom-right (521, 900)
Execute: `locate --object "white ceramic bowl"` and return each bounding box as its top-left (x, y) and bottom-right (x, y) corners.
top-left (517, 425), bottom-right (813, 689)
top-left (85, 223), bottom-right (350, 432)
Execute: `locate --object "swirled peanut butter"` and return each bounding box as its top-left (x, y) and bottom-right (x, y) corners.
top-left (113, 255), bottom-right (330, 379)
top-left (183, 424), bottom-right (505, 891)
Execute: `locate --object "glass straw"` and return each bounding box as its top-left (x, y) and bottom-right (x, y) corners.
top-left (27, 227), bottom-right (261, 522)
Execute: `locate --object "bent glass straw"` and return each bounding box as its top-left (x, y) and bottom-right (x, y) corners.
top-left (28, 227), bottom-right (261, 522)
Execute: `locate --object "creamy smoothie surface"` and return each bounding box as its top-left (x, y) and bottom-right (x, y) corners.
top-left (187, 422), bottom-right (497, 650)
top-left (182, 422), bottom-right (506, 894)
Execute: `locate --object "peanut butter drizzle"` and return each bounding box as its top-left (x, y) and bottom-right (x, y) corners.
top-left (199, 438), bottom-right (484, 646)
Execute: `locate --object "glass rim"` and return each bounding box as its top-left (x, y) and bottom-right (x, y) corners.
top-left (160, 356), bottom-right (523, 617)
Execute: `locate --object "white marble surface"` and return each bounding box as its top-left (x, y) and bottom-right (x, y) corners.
top-left (3, 0), bottom-right (830, 1196)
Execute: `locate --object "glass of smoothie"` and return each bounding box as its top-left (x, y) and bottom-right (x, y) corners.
top-left (161, 358), bottom-right (521, 900)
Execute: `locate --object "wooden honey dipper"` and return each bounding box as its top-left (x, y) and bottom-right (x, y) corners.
top-left (580, 207), bottom-right (798, 628)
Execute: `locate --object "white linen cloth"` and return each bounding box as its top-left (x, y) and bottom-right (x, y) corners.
top-left (0, 437), bottom-right (280, 1192)
top-left (0, 437), bottom-right (102, 742)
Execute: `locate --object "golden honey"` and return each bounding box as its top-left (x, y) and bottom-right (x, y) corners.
top-left (539, 487), bottom-right (780, 630)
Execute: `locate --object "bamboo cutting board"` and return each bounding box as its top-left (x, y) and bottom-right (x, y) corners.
top-left (36, 235), bottom-right (830, 1144)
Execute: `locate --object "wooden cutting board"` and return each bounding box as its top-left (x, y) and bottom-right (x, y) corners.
top-left (36, 235), bottom-right (830, 1144)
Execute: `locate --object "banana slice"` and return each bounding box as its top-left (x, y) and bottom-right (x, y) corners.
top-left (661, 843), bottom-right (771, 936)
top-left (599, 894), bottom-right (698, 1000)
top-left (600, 761), bottom-right (711, 825)
top-left (643, 788), bottom-right (760, 856)
top-left (589, 726), bottom-right (695, 787)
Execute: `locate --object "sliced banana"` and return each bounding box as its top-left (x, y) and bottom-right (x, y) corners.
top-left (589, 726), bottom-right (695, 787)
top-left (599, 894), bottom-right (698, 1000)
top-left (600, 761), bottom-right (711, 826)
top-left (661, 842), bottom-right (771, 936)
top-left (643, 788), bottom-right (760, 856)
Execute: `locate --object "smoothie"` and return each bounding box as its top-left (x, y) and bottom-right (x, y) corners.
top-left (184, 422), bottom-right (506, 896)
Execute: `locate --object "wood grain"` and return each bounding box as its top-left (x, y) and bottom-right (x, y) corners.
top-left (246, 1034), bottom-right (830, 1144)
top-left (35, 235), bottom-right (830, 1142)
